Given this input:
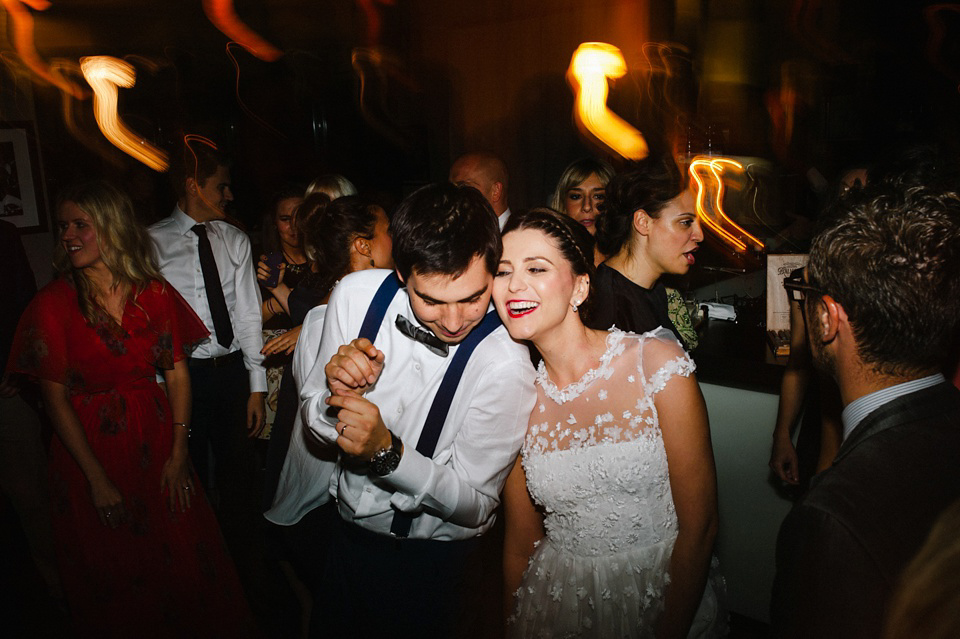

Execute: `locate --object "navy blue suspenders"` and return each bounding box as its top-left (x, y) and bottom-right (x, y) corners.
top-left (356, 272), bottom-right (502, 537)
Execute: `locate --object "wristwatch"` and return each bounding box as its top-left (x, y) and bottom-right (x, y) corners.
top-left (370, 430), bottom-right (403, 476)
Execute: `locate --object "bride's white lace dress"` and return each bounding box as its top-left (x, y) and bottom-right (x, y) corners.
top-left (508, 328), bottom-right (726, 638)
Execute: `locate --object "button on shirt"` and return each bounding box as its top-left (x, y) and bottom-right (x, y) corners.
top-left (301, 269), bottom-right (537, 541)
top-left (148, 206), bottom-right (267, 393)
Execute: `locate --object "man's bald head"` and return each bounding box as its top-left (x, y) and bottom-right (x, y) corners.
top-left (449, 152), bottom-right (509, 217)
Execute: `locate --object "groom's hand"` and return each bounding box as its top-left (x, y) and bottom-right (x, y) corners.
top-left (325, 394), bottom-right (392, 460)
top-left (325, 338), bottom-right (385, 396)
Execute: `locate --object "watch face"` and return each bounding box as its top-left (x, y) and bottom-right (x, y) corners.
top-left (372, 449), bottom-right (401, 476)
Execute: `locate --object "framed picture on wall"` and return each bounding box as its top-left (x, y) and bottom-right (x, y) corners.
top-left (0, 121), bottom-right (47, 233)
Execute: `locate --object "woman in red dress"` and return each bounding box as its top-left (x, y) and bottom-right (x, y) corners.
top-left (8, 181), bottom-right (257, 638)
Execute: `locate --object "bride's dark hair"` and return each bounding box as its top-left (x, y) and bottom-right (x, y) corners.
top-left (502, 207), bottom-right (597, 320)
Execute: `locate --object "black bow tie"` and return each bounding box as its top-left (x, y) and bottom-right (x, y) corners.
top-left (395, 315), bottom-right (449, 357)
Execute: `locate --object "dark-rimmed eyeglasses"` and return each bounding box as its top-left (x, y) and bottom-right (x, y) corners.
top-left (783, 274), bottom-right (824, 303)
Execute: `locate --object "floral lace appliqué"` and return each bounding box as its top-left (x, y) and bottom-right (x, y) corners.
top-left (536, 330), bottom-right (626, 404)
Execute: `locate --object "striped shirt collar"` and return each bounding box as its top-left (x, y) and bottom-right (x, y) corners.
top-left (841, 373), bottom-right (945, 440)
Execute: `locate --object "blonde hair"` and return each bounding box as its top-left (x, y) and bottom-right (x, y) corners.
top-left (549, 157), bottom-right (615, 213)
top-left (305, 174), bottom-right (357, 201)
top-left (54, 180), bottom-right (162, 322)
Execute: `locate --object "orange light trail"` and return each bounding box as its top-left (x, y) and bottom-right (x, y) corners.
top-left (225, 42), bottom-right (284, 137)
top-left (80, 56), bottom-right (168, 171)
top-left (0, 0), bottom-right (86, 98)
top-left (183, 135), bottom-right (226, 216)
top-left (567, 42), bottom-right (648, 161)
top-left (202, 0), bottom-right (282, 62)
top-left (689, 156), bottom-right (764, 253)
top-left (356, 0), bottom-right (396, 47)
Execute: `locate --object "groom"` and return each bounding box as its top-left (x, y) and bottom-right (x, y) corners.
top-left (300, 182), bottom-right (536, 636)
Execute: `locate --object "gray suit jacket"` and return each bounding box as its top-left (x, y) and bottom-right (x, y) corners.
top-left (771, 381), bottom-right (960, 639)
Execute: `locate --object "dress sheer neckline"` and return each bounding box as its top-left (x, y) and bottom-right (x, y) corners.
top-left (536, 328), bottom-right (626, 404)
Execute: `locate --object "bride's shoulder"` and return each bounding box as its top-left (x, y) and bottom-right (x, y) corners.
top-left (622, 327), bottom-right (695, 387)
top-left (609, 326), bottom-right (687, 361)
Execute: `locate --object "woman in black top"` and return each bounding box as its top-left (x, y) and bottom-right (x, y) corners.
top-left (590, 156), bottom-right (703, 344)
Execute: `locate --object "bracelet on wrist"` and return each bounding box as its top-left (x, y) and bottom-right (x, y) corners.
top-left (172, 422), bottom-right (190, 437)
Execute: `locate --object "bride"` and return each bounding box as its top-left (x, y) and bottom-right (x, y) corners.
top-left (495, 208), bottom-right (725, 638)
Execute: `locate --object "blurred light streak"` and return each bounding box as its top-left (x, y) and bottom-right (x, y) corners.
top-left (689, 156), bottom-right (764, 253)
top-left (80, 56), bottom-right (168, 171)
top-left (225, 42), bottom-right (284, 137)
top-left (351, 46), bottom-right (413, 148)
top-left (123, 54), bottom-right (163, 74)
top-left (356, 0), bottom-right (395, 47)
top-left (182, 134), bottom-right (223, 214)
top-left (641, 42), bottom-right (674, 77)
top-left (924, 4), bottom-right (960, 92)
top-left (0, 0), bottom-right (86, 98)
top-left (568, 42), bottom-right (648, 161)
top-left (202, 0), bottom-right (281, 62)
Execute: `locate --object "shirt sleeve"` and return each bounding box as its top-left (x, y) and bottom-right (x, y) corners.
top-left (7, 287), bottom-right (69, 385)
top-left (146, 280), bottom-right (210, 370)
top-left (232, 232), bottom-right (267, 393)
top-left (383, 352), bottom-right (536, 528)
top-left (300, 283), bottom-right (352, 445)
top-left (640, 328), bottom-right (696, 396)
top-left (292, 306), bottom-right (325, 390)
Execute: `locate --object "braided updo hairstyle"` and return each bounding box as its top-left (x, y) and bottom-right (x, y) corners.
top-left (595, 155), bottom-right (686, 257)
top-left (501, 207), bottom-right (597, 320)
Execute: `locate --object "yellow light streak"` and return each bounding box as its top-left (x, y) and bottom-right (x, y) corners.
top-left (567, 42), bottom-right (648, 161)
top-left (689, 156), bottom-right (764, 253)
top-left (202, 0), bottom-right (282, 62)
top-left (80, 56), bottom-right (168, 172)
top-left (0, 0), bottom-right (86, 98)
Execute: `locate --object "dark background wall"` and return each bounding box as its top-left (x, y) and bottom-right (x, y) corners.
top-left (3, 0), bottom-right (960, 282)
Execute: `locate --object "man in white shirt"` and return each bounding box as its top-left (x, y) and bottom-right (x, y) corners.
top-left (450, 151), bottom-right (512, 230)
top-left (148, 144), bottom-right (266, 494)
top-left (302, 182), bottom-right (536, 636)
top-left (771, 181), bottom-right (960, 638)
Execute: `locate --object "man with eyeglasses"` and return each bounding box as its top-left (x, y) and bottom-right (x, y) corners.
top-left (770, 182), bottom-right (960, 638)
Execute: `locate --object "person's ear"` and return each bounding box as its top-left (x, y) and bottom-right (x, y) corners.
top-left (186, 177), bottom-right (199, 197)
top-left (572, 275), bottom-right (590, 306)
top-left (816, 294), bottom-right (842, 343)
top-left (491, 181), bottom-right (504, 203)
top-left (632, 209), bottom-right (651, 237)
top-left (354, 236), bottom-right (372, 257)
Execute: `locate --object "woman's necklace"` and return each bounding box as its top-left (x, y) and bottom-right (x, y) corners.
top-left (281, 248), bottom-right (308, 274)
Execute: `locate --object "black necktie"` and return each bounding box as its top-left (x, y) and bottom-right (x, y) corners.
top-left (191, 224), bottom-right (234, 348)
top-left (395, 315), bottom-right (448, 357)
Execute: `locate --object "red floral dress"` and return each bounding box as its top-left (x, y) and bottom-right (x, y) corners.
top-left (9, 277), bottom-right (258, 639)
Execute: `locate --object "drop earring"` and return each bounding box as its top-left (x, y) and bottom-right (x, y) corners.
top-left (571, 299), bottom-right (581, 313)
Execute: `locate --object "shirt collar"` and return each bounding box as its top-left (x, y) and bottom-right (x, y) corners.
top-left (172, 205), bottom-right (199, 236)
top-left (395, 287), bottom-right (496, 356)
top-left (841, 373), bottom-right (945, 439)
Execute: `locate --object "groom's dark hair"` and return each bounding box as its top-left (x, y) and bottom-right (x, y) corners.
top-left (390, 182), bottom-right (502, 281)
